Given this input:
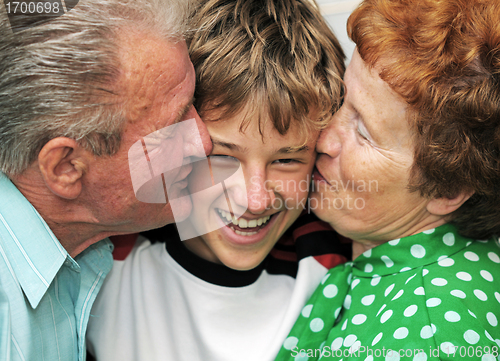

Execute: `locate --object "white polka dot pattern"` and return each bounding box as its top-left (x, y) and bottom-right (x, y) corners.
top-left (420, 325), bottom-right (434, 339)
top-left (283, 336), bottom-right (299, 350)
top-left (404, 305), bottom-right (418, 317)
top-left (464, 329), bottom-right (480, 344)
top-left (301, 305), bottom-right (313, 318)
top-left (411, 244), bottom-right (426, 258)
top-left (381, 255), bottom-right (394, 268)
top-left (380, 310), bottom-right (393, 323)
top-left (487, 312), bottom-right (498, 327)
top-left (309, 318), bottom-right (324, 332)
top-left (276, 225), bottom-right (500, 361)
top-left (443, 232), bottom-right (455, 246)
top-left (456, 271), bottom-right (472, 281)
top-left (361, 294), bottom-right (375, 306)
top-left (372, 332), bottom-right (383, 346)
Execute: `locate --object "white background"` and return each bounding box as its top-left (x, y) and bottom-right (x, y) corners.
top-left (318, 0), bottom-right (362, 63)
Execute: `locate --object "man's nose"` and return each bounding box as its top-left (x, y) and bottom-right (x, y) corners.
top-left (182, 106), bottom-right (213, 158)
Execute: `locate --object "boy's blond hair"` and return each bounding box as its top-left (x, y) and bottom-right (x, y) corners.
top-left (189, 0), bottom-right (345, 139)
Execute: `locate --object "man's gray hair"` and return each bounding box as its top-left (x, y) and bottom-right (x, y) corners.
top-left (0, 0), bottom-right (193, 175)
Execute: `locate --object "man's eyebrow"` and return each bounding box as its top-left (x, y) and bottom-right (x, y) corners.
top-left (173, 97), bottom-right (195, 124)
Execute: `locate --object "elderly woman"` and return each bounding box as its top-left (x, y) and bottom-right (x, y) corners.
top-left (275, 0), bottom-right (500, 360)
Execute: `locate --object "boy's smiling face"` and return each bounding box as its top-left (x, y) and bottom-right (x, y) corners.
top-left (183, 108), bottom-right (319, 271)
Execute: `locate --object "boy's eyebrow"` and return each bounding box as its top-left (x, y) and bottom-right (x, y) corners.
top-left (212, 139), bottom-right (247, 152)
top-left (276, 145), bottom-right (310, 154)
top-left (212, 139), bottom-right (310, 154)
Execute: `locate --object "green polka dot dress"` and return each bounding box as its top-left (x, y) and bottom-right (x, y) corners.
top-left (275, 224), bottom-right (500, 360)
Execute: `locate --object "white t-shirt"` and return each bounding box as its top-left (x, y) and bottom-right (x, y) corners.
top-left (87, 217), bottom-right (349, 361)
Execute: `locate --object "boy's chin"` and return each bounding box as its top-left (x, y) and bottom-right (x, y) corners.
top-left (218, 251), bottom-right (267, 271)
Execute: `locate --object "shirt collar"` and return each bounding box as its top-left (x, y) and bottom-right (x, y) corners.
top-left (0, 173), bottom-right (68, 308)
top-left (352, 223), bottom-right (475, 277)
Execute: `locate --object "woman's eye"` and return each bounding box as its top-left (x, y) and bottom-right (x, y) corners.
top-left (357, 128), bottom-right (367, 139)
top-left (357, 121), bottom-right (370, 140)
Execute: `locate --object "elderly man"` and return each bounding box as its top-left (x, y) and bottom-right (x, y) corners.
top-left (0, 0), bottom-right (211, 360)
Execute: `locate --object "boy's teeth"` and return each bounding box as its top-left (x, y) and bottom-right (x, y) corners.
top-left (235, 230), bottom-right (258, 236)
top-left (218, 209), bottom-right (272, 229)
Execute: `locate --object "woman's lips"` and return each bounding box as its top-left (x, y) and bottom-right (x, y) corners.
top-left (313, 166), bottom-right (331, 186)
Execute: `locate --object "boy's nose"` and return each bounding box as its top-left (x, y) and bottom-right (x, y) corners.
top-left (245, 172), bottom-right (275, 215)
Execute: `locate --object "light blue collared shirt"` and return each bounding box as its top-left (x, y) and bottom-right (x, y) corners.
top-left (0, 173), bottom-right (113, 361)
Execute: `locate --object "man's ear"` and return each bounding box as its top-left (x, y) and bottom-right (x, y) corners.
top-left (426, 191), bottom-right (474, 216)
top-left (38, 137), bottom-right (91, 200)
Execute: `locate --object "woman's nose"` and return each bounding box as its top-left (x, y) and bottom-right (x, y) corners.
top-left (316, 113), bottom-right (342, 158)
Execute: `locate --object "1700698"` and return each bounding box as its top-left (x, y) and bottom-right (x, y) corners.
top-left (443, 345), bottom-right (499, 358)
top-left (5, 1), bottom-right (61, 14)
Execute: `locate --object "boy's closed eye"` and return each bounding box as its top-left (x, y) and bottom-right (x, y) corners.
top-left (209, 154), bottom-right (238, 161)
top-left (273, 158), bottom-right (304, 165)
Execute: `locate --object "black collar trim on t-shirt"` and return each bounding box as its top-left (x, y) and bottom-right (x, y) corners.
top-left (140, 213), bottom-right (350, 286)
top-left (142, 224), bottom-right (266, 288)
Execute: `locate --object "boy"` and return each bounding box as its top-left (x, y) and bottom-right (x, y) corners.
top-left (87, 0), bottom-right (348, 360)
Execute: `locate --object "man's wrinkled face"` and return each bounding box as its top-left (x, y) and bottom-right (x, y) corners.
top-left (83, 31), bottom-right (211, 235)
